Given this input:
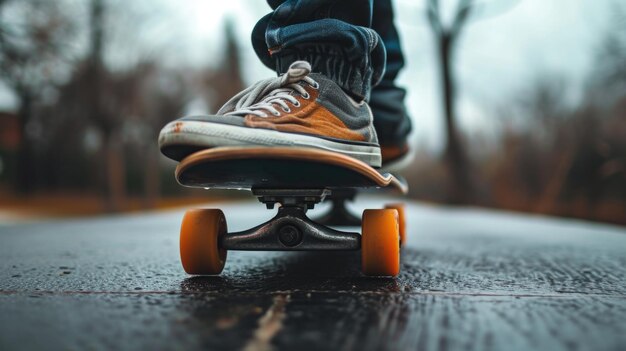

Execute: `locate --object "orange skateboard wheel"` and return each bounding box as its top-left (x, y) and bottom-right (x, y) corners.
top-left (180, 209), bottom-right (227, 275)
top-left (361, 209), bottom-right (400, 277)
top-left (385, 203), bottom-right (406, 247)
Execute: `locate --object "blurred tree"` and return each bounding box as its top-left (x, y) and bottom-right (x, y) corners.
top-left (80, 0), bottom-right (129, 212)
top-left (513, 76), bottom-right (572, 213)
top-left (588, 3), bottom-right (626, 105)
top-left (80, 0), bottom-right (185, 211)
top-left (0, 0), bottom-right (255, 211)
top-left (405, 2), bottom-right (624, 224)
top-left (596, 30), bottom-right (626, 91)
top-left (130, 62), bottom-right (189, 209)
top-left (76, 2), bottom-right (243, 210)
top-left (487, 14), bottom-right (626, 223)
top-left (0, 0), bottom-right (76, 193)
top-left (565, 4), bottom-right (626, 219)
top-left (426, 0), bottom-right (475, 204)
top-left (205, 17), bottom-right (245, 109)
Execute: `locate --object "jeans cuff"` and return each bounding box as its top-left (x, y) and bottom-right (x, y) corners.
top-left (274, 45), bottom-right (373, 101)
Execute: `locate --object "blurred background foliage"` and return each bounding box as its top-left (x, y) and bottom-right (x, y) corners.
top-left (0, 0), bottom-right (624, 224)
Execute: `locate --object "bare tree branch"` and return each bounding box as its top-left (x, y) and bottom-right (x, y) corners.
top-left (427, 0), bottom-right (442, 35)
top-left (451, 0), bottom-right (474, 39)
top-left (425, 0), bottom-right (479, 204)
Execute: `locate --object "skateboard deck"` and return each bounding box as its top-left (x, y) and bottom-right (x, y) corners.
top-left (175, 146), bottom-right (408, 194)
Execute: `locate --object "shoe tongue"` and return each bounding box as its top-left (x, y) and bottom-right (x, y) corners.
top-left (281, 61), bottom-right (311, 85)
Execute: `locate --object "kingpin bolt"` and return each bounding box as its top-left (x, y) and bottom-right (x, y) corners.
top-left (278, 225), bottom-right (302, 247)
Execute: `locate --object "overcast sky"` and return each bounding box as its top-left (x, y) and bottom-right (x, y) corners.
top-left (0, 0), bottom-right (616, 151)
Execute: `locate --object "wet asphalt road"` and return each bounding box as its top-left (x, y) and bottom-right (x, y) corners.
top-left (1, 199), bottom-right (625, 351)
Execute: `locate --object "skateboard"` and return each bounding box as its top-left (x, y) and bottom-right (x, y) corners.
top-left (175, 146), bottom-right (408, 277)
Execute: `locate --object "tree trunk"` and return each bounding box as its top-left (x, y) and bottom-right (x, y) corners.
top-left (439, 35), bottom-right (472, 204)
top-left (102, 133), bottom-right (126, 212)
top-left (15, 90), bottom-right (34, 194)
top-left (143, 145), bottom-right (159, 209)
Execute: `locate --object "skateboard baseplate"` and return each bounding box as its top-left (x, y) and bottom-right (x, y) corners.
top-left (175, 146), bottom-right (408, 277)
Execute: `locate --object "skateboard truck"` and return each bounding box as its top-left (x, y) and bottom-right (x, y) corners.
top-left (254, 189), bottom-right (330, 210)
top-left (220, 189), bottom-right (360, 251)
top-left (256, 188), bottom-right (362, 227)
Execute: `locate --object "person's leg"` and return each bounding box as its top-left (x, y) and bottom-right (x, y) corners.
top-left (251, 0), bottom-right (385, 101)
top-left (370, 0), bottom-right (412, 165)
top-left (252, 0), bottom-right (412, 165)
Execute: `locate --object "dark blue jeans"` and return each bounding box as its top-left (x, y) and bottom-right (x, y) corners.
top-left (252, 0), bottom-right (412, 146)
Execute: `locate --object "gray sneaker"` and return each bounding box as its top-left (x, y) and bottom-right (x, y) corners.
top-left (159, 61), bottom-right (381, 167)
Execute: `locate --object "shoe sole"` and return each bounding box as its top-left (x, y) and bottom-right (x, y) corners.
top-left (159, 120), bottom-right (382, 167)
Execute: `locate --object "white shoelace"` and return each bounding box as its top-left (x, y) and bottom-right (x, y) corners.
top-left (217, 61), bottom-right (319, 118)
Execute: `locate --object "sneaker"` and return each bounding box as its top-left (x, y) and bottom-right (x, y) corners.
top-left (159, 61), bottom-right (382, 167)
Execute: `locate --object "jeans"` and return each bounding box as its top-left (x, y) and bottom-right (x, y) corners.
top-left (252, 0), bottom-right (412, 146)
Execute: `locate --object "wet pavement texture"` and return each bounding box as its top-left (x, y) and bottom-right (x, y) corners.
top-left (1, 199), bottom-right (625, 351)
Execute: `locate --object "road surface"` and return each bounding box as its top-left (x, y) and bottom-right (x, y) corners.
top-left (1, 198), bottom-right (625, 350)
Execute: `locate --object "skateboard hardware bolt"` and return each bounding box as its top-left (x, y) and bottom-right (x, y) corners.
top-left (278, 225), bottom-right (302, 247)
